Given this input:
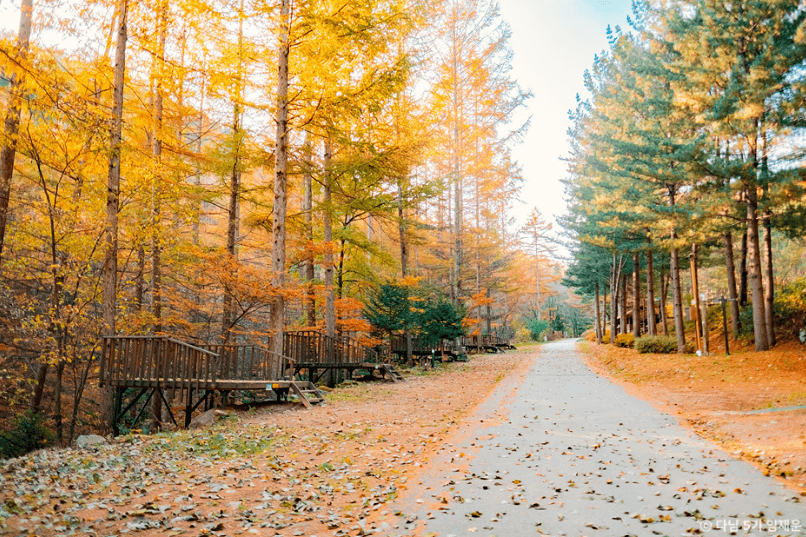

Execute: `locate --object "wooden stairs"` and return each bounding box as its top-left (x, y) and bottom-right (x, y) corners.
top-left (380, 364), bottom-right (405, 382)
top-left (290, 381), bottom-right (326, 409)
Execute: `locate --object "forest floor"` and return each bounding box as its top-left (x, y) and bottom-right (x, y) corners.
top-left (580, 337), bottom-right (806, 495)
top-left (0, 345), bottom-right (538, 536)
top-left (1, 338), bottom-right (804, 536)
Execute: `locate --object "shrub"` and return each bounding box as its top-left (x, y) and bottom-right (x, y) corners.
top-left (614, 333), bottom-right (635, 348)
top-left (602, 330), bottom-right (611, 343)
top-left (582, 329), bottom-right (596, 342)
top-left (0, 410), bottom-right (55, 459)
top-left (635, 335), bottom-right (678, 354)
top-left (775, 277), bottom-right (806, 339)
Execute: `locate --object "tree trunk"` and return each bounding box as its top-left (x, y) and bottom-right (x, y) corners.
top-left (646, 248), bottom-right (656, 336)
top-left (723, 232), bottom-right (740, 339)
top-left (633, 252), bottom-right (641, 339)
top-left (269, 0), bottom-right (290, 356)
top-left (323, 139), bottom-right (335, 339)
top-left (762, 210), bottom-right (775, 346)
top-left (594, 281), bottom-right (602, 344)
top-left (101, 0), bottom-right (128, 432)
top-left (609, 255), bottom-right (619, 344)
top-left (303, 133), bottom-right (315, 327)
top-left (746, 188), bottom-right (769, 351)
top-left (222, 2), bottom-right (244, 343)
top-left (739, 231), bottom-right (748, 306)
top-left (0, 0), bottom-right (34, 263)
top-left (397, 180), bottom-right (408, 277)
top-left (150, 0), bottom-right (168, 432)
top-left (620, 274), bottom-right (628, 335)
top-left (670, 247), bottom-right (686, 352)
top-left (690, 244), bottom-right (702, 352)
top-left (659, 271), bottom-right (669, 336)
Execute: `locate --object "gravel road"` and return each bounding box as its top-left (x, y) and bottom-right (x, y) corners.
top-left (389, 339), bottom-right (806, 536)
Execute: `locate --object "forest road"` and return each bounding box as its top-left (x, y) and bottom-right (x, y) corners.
top-left (384, 339), bottom-right (806, 537)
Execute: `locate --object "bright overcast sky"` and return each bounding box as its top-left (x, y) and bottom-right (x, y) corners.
top-left (498, 0), bottom-right (634, 239)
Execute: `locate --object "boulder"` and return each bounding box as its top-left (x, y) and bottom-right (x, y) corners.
top-left (75, 434), bottom-right (107, 449)
top-left (189, 409), bottom-right (228, 429)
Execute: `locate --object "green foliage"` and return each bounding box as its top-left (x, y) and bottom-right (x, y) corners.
top-left (364, 282), bottom-right (414, 338)
top-left (551, 313), bottom-right (565, 332)
top-left (635, 335), bottom-right (678, 354)
top-left (0, 410), bottom-right (55, 459)
top-left (614, 333), bottom-right (634, 348)
top-left (525, 318), bottom-right (549, 341)
top-left (418, 300), bottom-right (465, 347)
top-left (774, 277), bottom-right (806, 338)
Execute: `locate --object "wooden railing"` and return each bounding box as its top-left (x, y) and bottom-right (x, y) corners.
top-left (200, 344), bottom-right (290, 381)
top-left (100, 336), bottom-right (220, 389)
top-left (283, 330), bottom-right (378, 366)
top-left (391, 336), bottom-right (458, 355)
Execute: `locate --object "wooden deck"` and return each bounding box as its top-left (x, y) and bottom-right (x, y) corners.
top-left (283, 330), bottom-right (389, 383)
top-left (100, 336), bottom-right (295, 433)
top-left (100, 333), bottom-right (399, 433)
top-left (100, 336), bottom-right (291, 391)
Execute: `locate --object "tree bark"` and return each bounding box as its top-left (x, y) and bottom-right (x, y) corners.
top-left (746, 187), bottom-right (769, 351)
top-left (620, 274), bottom-right (627, 335)
top-left (633, 252), bottom-right (641, 339)
top-left (150, 0), bottom-right (168, 431)
top-left (323, 139), bottom-right (335, 339)
top-left (762, 210), bottom-right (775, 346)
top-left (646, 248), bottom-right (656, 336)
top-left (101, 0), bottom-right (128, 432)
top-left (609, 255), bottom-right (620, 344)
top-left (723, 232), bottom-right (740, 338)
top-left (739, 231), bottom-right (748, 306)
top-left (690, 244), bottom-right (702, 352)
top-left (302, 132), bottom-right (315, 327)
top-left (594, 281), bottom-right (602, 344)
top-left (0, 0), bottom-right (34, 264)
top-left (670, 247), bottom-right (686, 352)
top-left (269, 0), bottom-right (290, 356)
top-left (659, 271), bottom-right (669, 336)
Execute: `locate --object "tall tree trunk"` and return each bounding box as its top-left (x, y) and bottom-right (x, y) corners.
top-left (739, 231), bottom-right (748, 306)
top-left (667, 186), bottom-right (686, 352)
top-left (303, 132), bottom-right (315, 327)
top-left (609, 256), bottom-right (619, 344)
top-left (762, 210), bottom-right (775, 346)
top-left (594, 281), bottom-right (602, 344)
top-left (222, 7), bottom-right (244, 343)
top-left (646, 248), bottom-right (656, 336)
top-left (670, 247), bottom-right (686, 352)
top-left (323, 139), bottom-right (335, 339)
top-left (0, 0), bottom-right (34, 264)
top-left (633, 252), bottom-right (641, 339)
top-left (54, 359), bottom-right (65, 444)
top-left (746, 187), bottom-right (769, 351)
top-left (602, 284), bottom-right (608, 338)
top-left (620, 273), bottom-right (627, 335)
top-left (723, 232), bottom-right (740, 339)
top-left (659, 271), bottom-right (669, 336)
top-left (397, 180), bottom-right (408, 276)
top-left (150, 0), bottom-right (168, 431)
top-left (690, 244), bottom-right (702, 352)
top-left (101, 0), bottom-right (128, 432)
top-left (269, 0), bottom-right (290, 356)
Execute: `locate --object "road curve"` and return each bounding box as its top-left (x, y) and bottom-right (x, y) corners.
top-left (387, 339), bottom-right (805, 536)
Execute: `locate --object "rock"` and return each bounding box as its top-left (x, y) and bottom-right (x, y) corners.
top-left (189, 409), bottom-right (228, 429)
top-left (75, 435), bottom-right (107, 449)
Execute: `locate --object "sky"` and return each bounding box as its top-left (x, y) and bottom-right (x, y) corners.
top-left (497, 0), bottom-right (635, 239)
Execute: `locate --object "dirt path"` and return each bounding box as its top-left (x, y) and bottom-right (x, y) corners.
top-left (382, 340), bottom-right (806, 536)
top-left (0, 347), bottom-right (535, 536)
